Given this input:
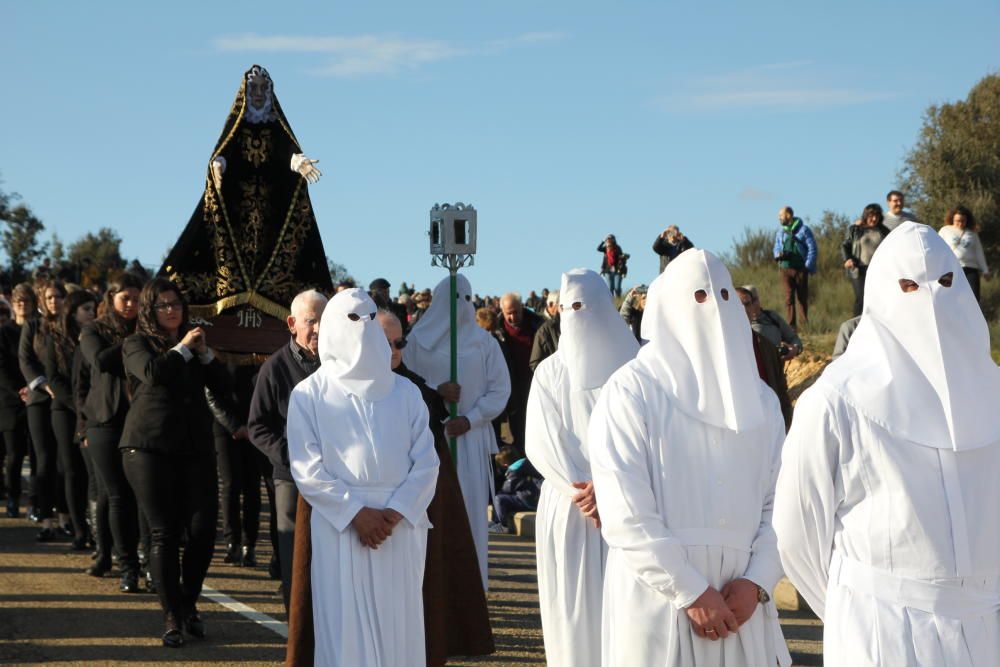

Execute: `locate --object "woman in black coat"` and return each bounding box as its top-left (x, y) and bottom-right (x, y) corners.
top-left (18, 280), bottom-right (66, 541)
top-left (43, 289), bottom-right (98, 549)
top-left (0, 284), bottom-right (35, 518)
top-left (120, 278), bottom-right (227, 648)
top-left (80, 273), bottom-right (144, 584)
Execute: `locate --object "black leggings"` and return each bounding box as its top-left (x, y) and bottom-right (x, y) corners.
top-left (215, 432), bottom-right (264, 548)
top-left (2, 417), bottom-right (28, 504)
top-left (27, 402), bottom-right (61, 519)
top-left (123, 448), bottom-right (218, 620)
top-left (81, 444), bottom-right (111, 564)
top-left (52, 409), bottom-right (88, 538)
top-left (87, 426), bottom-right (139, 569)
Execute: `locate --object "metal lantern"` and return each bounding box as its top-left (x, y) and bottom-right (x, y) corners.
top-left (428, 202), bottom-right (478, 462)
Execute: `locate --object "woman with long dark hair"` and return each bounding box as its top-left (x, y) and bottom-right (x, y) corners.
top-left (842, 204), bottom-right (891, 316)
top-left (121, 278), bottom-right (226, 647)
top-left (43, 289), bottom-right (97, 549)
top-left (80, 273), bottom-right (144, 586)
top-left (19, 280), bottom-right (68, 541)
top-left (0, 284), bottom-right (35, 518)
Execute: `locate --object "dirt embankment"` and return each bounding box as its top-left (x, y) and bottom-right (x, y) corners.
top-left (786, 352), bottom-right (831, 403)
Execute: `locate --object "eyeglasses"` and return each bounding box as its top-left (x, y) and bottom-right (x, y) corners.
top-left (347, 312), bottom-right (376, 322)
top-left (391, 337), bottom-right (408, 350)
top-left (153, 300), bottom-right (183, 312)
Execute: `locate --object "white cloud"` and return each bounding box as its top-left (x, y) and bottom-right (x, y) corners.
top-left (658, 61), bottom-right (894, 112)
top-left (739, 186), bottom-right (775, 202)
top-left (213, 31), bottom-right (564, 78)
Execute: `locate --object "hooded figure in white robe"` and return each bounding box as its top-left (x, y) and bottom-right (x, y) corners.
top-left (287, 289), bottom-right (439, 667)
top-left (526, 268), bottom-right (638, 667)
top-left (589, 250), bottom-right (791, 667)
top-left (774, 221), bottom-right (1000, 666)
top-left (403, 274), bottom-right (511, 590)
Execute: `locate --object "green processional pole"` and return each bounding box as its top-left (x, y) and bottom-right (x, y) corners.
top-left (429, 203), bottom-right (478, 464)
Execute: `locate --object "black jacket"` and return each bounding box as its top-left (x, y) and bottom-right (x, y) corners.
top-left (119, 333), bottom-right (228, 456)
top-left (72, 346), bottom-right (90, 442)
top-left (652, 235), bottom-right (694, 273)
top-left (528, 314), bottom-right (560, 372)
top-left (18, 318), bottom-right (51, 407)
top-left (496, 308), bottom-right (545, 411)
top-left (80, 321), bottom-right (130, 429)
top-left (0, 321), bottom-right (26, 431)
top-left (206, 363), bottom-right (257, 437)
top-left (248, 339), bottom-right (320, 482)
top-left (499, 459), bottom-right (543, 509)
top-left (41, 334), bottom-right (75, 412)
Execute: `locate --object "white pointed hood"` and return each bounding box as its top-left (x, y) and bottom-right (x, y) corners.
top-left (639, 249), bottom-right (765, 432)
top-left (317, 288), bottom-right (394, 401)
top-left (822, 222), bottom-right (1000, 451)
top-left (407, 273), bottom-right (485, 351)
top-left (558, 268), bottom-right (639, 390)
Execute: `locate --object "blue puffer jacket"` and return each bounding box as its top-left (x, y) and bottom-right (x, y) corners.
top-left (772, 218), bottom-right (818, 273)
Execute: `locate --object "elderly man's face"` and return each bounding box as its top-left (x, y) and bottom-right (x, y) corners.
top-left (738, 291), bottom-right (762, 321)
top-left (378, 313), bottom-right (404, 370)
top-left (546, 300), bottom-right (559, 318)
top-left (501, 298), bottom-right (523, 327)
top-left (778, 208), bottom-right (793, 225)
top-left (288, 299), bottom-right (326, 357)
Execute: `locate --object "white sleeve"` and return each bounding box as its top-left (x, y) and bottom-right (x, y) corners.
top-left (464, 337), bottom-right (512, 429)
top-left (742, 395), bottom-right (787, 593)
top-left (524, 366), bottom-right (579, 496)
top-left (589, 381), bottom-right (709, 609)
top-left (773, 386), bottom-right (843, 620)
top-left (387, 386), bottom-right (440, 527)
top-left (290, 153), bottom-right (307, 172)
top-left (287, 386), bottom-right (364, 532)
top-left (212, 156), bottom-right (226, 172)
top-left (975, 233), bottom-right (989, 274)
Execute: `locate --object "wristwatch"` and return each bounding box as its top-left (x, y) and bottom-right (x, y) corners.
top-left (756, 585), bottom-right (771, 604)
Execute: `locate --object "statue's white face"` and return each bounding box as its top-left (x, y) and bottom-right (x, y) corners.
top-left (247, 77), bottom-right (270, 110)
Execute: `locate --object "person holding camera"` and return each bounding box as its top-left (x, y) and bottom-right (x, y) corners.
top-left (737, 286), bottom-right (802, 362)
top-left (652, 225), bottom-right (695, 274)
top-left (597, 234), bottom-right (629, 298)
top-left (120, 278), bottom-right (228, 647)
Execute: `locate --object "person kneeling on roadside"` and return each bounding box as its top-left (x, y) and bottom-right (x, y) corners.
top-left (489, 446), bottom-right (542, 534)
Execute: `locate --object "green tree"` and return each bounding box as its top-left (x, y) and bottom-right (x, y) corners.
top-left (901, 73), bottom-right (1000, 261)
top-left (68, 228), bottom-right (126, 287)
top-left (328, 259), bottom-right (354, 286)
top-left (0, 186), bottom-right (48, 283)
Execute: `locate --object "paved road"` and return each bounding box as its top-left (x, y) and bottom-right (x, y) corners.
top-left (0, 513), bottom-right (821, 665)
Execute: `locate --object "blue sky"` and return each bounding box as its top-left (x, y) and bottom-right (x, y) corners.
top-left (3, 1), bottom-right (998, 297)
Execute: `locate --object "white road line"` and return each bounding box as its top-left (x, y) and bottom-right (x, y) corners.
top-left (201, 585), bottom-right (289, 639)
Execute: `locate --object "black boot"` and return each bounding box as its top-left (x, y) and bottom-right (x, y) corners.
top-left (267, 555), bottom-right (281, 580)
top-left (240, 545), bottom-right (257, 568)
top-left (119, 565), bottom-right (140, 593)
top-left (183, 605), bottom-right (205, 639)
top-left (85, 557), bottom-right (112, 577)
top-left (223, 543), bottom-right (240, 564)
top-left (5, 499), bottom-right (19, 518)
top-left (145, 567), bottom-right (157, 593)
top-left (162, 612), bottom-right (184, 648)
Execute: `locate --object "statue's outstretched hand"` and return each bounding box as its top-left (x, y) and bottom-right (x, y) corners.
top-left (292, 154), bottom-right (322, 184)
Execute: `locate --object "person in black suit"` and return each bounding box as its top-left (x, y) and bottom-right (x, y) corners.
top-left (19, 280), bottom-right (66, 541)
top-left (80, 273), bottom-right (144, 585)
top-left (120, 277), bottom-right (227, 648)
top-left (0, 285), bottom-right (34, 518)
top-left (43, 289), bottom-right (98, 550)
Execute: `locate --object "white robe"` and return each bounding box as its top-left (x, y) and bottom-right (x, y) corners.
top-left (287, 371), bottom-right (439, 667)
top-left (589, 359), bottom-right (791, 667)
top-left (403, 331), bottom-right (511, 590)
top-left (525, 352), bottom-right (608, 667)
top-left (774, 381), bottom-right (1000, 666)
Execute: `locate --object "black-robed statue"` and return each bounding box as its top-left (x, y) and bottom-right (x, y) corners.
top-left (161, 65), bottom-right (333, 360)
